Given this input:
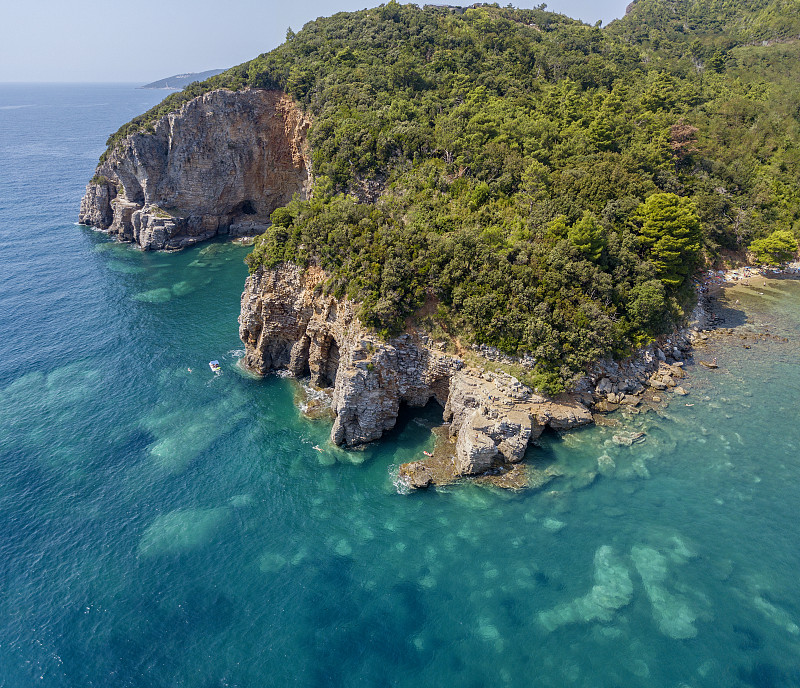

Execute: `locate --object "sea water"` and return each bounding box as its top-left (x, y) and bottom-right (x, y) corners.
top-left (2, 84), bottom-right (800, 688)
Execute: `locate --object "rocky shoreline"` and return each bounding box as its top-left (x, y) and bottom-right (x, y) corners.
top-left (238, 263), bottom-right (710, 491)
top-left (77, 85), bottom-right (791, 490)
top-left (85, 82), bottom-right (789, 489)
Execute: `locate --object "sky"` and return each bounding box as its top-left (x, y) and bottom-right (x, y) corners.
top-left (0, 0), bottom-right (632, 83)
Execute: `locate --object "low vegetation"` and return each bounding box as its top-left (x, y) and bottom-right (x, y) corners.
top-left (147, 205), bottom-right (173, 219)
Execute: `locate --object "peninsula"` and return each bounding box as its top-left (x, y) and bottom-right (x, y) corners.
top-left (79, 0), bottom-right (800, 485)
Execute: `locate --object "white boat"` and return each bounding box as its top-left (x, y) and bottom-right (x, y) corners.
top-left (209, 360), bottom-right (221, 373)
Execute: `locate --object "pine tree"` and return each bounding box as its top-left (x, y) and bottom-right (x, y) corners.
top-left (749, 230), bottom-right (798, 265)
top-left (568, 211), bottom-right (605, 261)
top-left (633, 193), bottom-right (702, 289)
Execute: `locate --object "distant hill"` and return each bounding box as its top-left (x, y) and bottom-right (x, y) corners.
top-left (140, 70), bottom-right (225, 90)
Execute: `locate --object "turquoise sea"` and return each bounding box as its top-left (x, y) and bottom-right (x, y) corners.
top-left (2, 84), bottom-right (800, 687)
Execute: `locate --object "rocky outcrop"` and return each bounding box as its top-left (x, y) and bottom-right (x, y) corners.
top-left (240, 264), bottom-right (710, 489)
top-left (79, 89), bottom-right (311, 250)
top-left (239, 264), bottom-right (463, 447)
top-left (583, 332), bottom-right (694, 412)
top-left (79, 181), bottom-right (116, 228)
top-left (239, 264), bottom-right (594, 485)
top-left (443, 369), bottom-right (592, 476)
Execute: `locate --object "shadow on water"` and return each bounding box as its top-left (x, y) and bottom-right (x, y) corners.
top-left (708, 294), bottom-right (749, 328)
top-left (296, 557), bottom-right (431, 687)
top-left (738, 662), bottom-right (800, 688)
top-left (733, 624), bottom-right (765, 652)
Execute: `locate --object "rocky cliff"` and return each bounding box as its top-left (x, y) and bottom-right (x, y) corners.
top-left (239, 264), bottom-right (596, 486)
top-left (79, 89), bottom-right (311, 250)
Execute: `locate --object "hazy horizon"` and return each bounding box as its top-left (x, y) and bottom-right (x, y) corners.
top-left (1, 1), bottom-right (630, 84)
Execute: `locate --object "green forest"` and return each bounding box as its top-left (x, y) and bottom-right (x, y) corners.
top-left (103, 0), bottom-right (800, 391)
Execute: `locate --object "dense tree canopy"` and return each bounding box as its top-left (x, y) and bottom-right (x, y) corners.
top-left (632, 193), bottom-right (702, 289)
top-left (101, 0), bottom-right (800, 390)
top-left (749, 230), bottom-right (799, 265)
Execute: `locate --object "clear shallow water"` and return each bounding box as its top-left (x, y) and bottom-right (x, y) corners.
top-left (2, 85), bottom-right (800, 688)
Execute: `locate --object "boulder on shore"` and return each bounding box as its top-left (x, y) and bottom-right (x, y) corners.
top-left (398, 461), bottom-right (433, 489)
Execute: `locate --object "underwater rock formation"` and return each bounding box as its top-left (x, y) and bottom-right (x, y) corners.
top-left (138, 507), bottom-right (231, 557)
top-left (538, 546), bottom-right (634, 631)
top-left (631, 545), bottom-right (698, 639)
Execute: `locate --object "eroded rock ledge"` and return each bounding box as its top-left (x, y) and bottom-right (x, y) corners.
top-left (239, 264), bottom-right (598, 487)
top-left (79, 89), bottom-right (311, 250)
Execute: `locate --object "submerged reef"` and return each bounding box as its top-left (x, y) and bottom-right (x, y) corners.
top-left (539, 546), bottom-right (634, 631)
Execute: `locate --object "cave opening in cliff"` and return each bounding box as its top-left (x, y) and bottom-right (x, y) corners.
top-left (234, 200), bottom-right (257, 216)
top-left (119, 174), bottom-right (144, 205)
top-left (388, 398), bottom-right (446, 441)
top-left (316, 339), bottom-right (340, 388)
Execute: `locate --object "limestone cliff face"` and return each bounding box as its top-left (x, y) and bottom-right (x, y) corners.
top-left (239, 264), bottom-right (463, 447)
top-left (239, 264), bottom-right (594, 481)
top-left (79, 89), bottom-right (311, 250)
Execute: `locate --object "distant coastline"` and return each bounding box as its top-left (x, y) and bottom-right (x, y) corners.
top-left (139, 69), bottom-right (224, 90)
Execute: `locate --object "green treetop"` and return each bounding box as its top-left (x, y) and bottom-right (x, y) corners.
top-left (96, 1), bottom-right (800, 390)
top-left (749, 230), bottom-right (799, 265)
top-left (568, 211), bottom-right (605, 262)
top-left (632, 193), bottom-right (701, 289)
